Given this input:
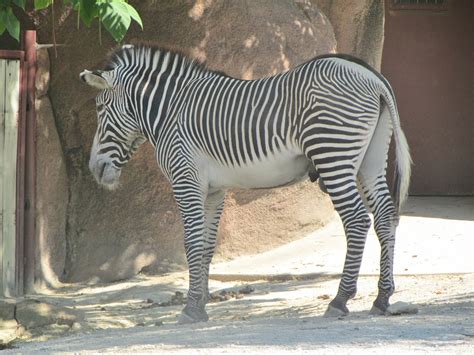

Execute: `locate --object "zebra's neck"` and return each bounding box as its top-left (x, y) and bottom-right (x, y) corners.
top-left (108, 46), bottom-right (217, 145)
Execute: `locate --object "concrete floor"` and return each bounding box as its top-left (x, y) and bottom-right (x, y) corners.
top-left (211, 197), bottom-right (474, 278)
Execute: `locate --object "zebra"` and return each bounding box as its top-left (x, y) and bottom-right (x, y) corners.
top-left (80, 44), bottom-right (411, 324)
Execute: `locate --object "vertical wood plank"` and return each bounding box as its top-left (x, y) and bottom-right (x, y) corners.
top-left (15, 59), bottom-right (27, 296)
top-left (0, 59), bottom-right (6, 296)
top-left (1, 59), bottom-right (20, 297)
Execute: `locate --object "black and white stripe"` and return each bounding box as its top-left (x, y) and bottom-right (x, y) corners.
top-left (81, 44), bottom-right (411, 321)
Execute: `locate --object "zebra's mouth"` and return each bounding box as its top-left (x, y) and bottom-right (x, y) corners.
top-left (100, 166), bottom-right (121, 189)
top-left (91, 159), bottom-right (122, 190)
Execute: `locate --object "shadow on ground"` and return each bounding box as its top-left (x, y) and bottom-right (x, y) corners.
top-left (401, 197), bottom-right (474, 221)
top-left (8, 273), bottom-right (474, 352)
top-left (13, 293), bottom-right (473, 353)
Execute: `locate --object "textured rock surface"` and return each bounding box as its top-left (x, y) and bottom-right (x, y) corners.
top-left (386, 301), bottom-right (419, 315)
top-left (312, 0), bottom-right (385, 69)
top-left (0, 301), bottom-right (16, 328)
top-left (15, 300), bottom-right (80, 329)
top-left (35, 48), bottom-right (50, 98)
top-left (35, 48), bottom-right (68, 289)
top-left (39, 0), bottom-right (336, 283)
top-left (0, 299), bottom-right (81, 345)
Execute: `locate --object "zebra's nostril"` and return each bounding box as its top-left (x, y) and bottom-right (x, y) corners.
top-left (92, 159), bottom-right (121, 188)
top-left (98, 161), bottom-right (107, 179)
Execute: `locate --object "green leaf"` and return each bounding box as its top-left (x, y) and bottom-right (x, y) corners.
top-left (122, 2), bottom-right (142, 29)
top-left (99, 1), bottom-right (131, 42)
top-left (0, 0), bottom-right (143, 44)
top-left (4, 7), bottom-right (20, 41)
top-left (13, 0), bottom-right (26, 10)
top-left (80, 0), bottom-right (99, 26)
top-left (34, 0), bottom-right (53, 10)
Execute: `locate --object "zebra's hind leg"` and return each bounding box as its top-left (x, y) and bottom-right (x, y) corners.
top-left (372, 204), bottom-right (398, 314)
top-left (199, 189), bottom-right (226, 308)
top-left (359, 175), bottom-right (399, 315)
top-left (322, 178), bottom-right (372, 317)
top-left (358, 104), bottom-right (398, 314)
top-left (172, 180), bottom-right (209, 324)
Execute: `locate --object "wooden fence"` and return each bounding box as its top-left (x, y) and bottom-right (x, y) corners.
top-left (0, 55), bottom-right (22, 297)
top-left (0, 31), bottom-right (36, 297)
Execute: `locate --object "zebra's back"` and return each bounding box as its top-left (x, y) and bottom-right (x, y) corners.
top-left (166, 55), bottom-right (384, 189)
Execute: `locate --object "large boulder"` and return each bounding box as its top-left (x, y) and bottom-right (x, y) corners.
top-left (39, 0), bottom-right (336, 283)
top-left (312, 0), bottom-right (385, 69)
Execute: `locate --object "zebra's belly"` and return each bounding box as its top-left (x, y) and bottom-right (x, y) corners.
top-left (204, 150), bottom-right (312, 190)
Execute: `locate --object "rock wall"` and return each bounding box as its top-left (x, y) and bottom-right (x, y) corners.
top-left (32, 0), bottom-right (386, 286)
top-left (312, 0), bottom-right (385, 69)
top-left (34, 48), bottom-right (68, 289)
top-left (36, 0), bottom-right (337, 284)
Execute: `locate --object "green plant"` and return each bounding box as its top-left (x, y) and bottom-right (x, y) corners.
top-left (0, 0), bottom-right (143, 42)
top-left (0, 0), bottom-right (24, 41)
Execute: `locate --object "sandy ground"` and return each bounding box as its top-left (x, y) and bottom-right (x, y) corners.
top-left (4, 197), bottom-right (474, 353)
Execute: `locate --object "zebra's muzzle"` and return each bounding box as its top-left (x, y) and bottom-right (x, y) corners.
top-left (90, 159), bottom-right (121, 189)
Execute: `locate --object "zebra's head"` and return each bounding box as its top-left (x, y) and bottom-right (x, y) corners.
top-left (80, 69), bottom-right (146, 190)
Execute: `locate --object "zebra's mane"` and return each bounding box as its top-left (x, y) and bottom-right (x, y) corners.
top-left (103, 43), bottom-right (227, 77)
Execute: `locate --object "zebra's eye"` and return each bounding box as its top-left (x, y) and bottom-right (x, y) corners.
top-left (97, 104), bottom-right (105, 112)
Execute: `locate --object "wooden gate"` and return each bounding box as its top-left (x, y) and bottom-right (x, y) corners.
top-left (0, 31), bottom-right (36, 297)
top-left (0, 52), bottom-right (25, 297)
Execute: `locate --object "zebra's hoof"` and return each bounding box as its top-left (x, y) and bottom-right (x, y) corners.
top-left (371, 292), bottom-right (391, 315)
top-left (324, 295), bottom-right (349, 318)
top-left (324, 304), bottom-right (348, 318)
top-left (178, 305), bottom-right (209, 324)
top-left (369, 304), bottom-right (386, 316)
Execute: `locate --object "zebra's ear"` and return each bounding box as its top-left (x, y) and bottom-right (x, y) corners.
top-left (80, 70), bottom-right (113, 90)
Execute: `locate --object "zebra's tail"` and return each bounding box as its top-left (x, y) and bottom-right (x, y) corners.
top-left (380, 84), bottom-right (412, 213)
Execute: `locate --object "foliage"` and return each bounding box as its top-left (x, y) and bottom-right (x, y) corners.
top-left (0, 0), bottom-right (143, 42)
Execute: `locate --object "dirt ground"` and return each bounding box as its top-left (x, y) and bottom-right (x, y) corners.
top-left (3, 197), bottom-right (473, 353)
top-left (3, 272), bottom-right (472, 353)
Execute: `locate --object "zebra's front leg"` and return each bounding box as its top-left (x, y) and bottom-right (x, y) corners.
top-left (173, 183), bottom-right (209, 324)
top-left (198, 189), bottom-right (226, 309)
top-left (323, 181), bottom-right (372, 317)
top-left (180, 224), bottom-right (209, 324)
